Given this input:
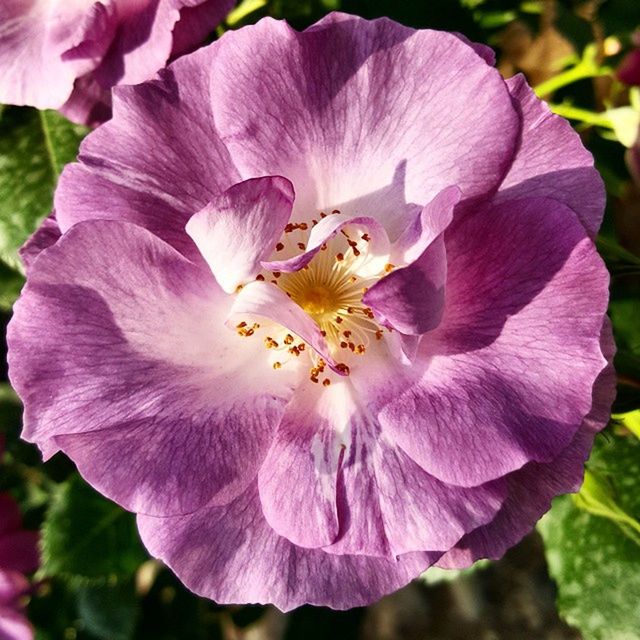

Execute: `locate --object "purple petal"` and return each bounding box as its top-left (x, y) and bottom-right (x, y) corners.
top-left (19, 214), bottom-right (61, 274)
top-left (138, 483), bottom-right (441, 611)
top-left (0, 601), bottom-right (33, 640)
top-left (171, 0), bottom-right (235, 57)
top-left (208, 13), bottom-right (519, 239)
top-left (258, 380), bottom-right (345, 548)
top-left (354, 197), bottom-right (609, 487)
top-left (0, 1), bottom-right (117, 110)
top-left (8, 220), bottom-right (295, 516)
top-left (361, 186), bottom-right (459, 335)
top-left (0, 496), bottom-right (21, 538)
top-left (187, 177), bottom-right (294, 293)
top-left (55, 48), bottom-right (241, 258)
top-left (325, 413), bottom-right (507, 557)
top-left (0, 531), bottom-right (39, 575)
top-left (259, 377), bottom-right (507, 558)
top-left (497, 74), bottom-right (605, 238)
top-left (438, 319), bottom-right (616, 567)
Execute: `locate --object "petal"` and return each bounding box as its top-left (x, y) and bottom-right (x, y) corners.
top-left (617, 48), bottom-right (640, 86)
top-left (208, 13), bottom-right (519, 238)
top-left (362, 239), bottom-right (446, 335)
top-left (0, 1), bottom-right (116, 109)
top-left (391, 186), bottom-right (460, 265)
top-left (322, 398), bottom-right (506, 557)
top-left (353, 197), bottom-right (609, 487)
top-left (171, 0), bottom-right (235, 57)
top-left (55, 47), bottom-right (241, 258)
top-left (138, 483), bottom-right (440, 611)
top-left (186, 177), bottom-right (294, 293)
top-left (258, 379), bottom-right (348, 548)
top-left (259, 377), bottom-right (507, 558)
top-left (8, 220), bottom-right (296, 516)
top-left (438, 320), bottom-right (616, 567)
top-left (0, 570), bottom-right (29, 607)
top-left (19, 213), bottom-right (60, 274)
top-left (59, 75), bottom-right (112, 127)
top-left (497, 74), bottom-right (605, 238)
top-left (228, 281), bottom-right (343, 373)
top-left (92, 0), bottom-right (180, 88)
top-left (361, 186), bottom-right (459, 335)
top-left (0, 605), bottom-right (33, 640)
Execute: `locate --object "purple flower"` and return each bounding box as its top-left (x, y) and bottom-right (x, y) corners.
top-left (8, 13), bottom-right (614, 610)
top-left (0, 0), bottom-right (234, 126)
top-left (0, 441), bottom-right (39, 640)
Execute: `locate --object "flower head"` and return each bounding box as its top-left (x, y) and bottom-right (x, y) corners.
top-left (0, 0), bottom-right (234, 125)
top-left (9, 13), bottom-right (614, 610)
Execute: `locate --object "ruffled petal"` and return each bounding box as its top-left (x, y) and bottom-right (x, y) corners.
top-left (207, 13), bottom-right (519, 238)
top-left (171, 0), bottom-right (235, 57)
top-left (8, 220), bottom-right (296, 516)
top-left (186, 177), bottom-right (294, 293)
top-left (259, 377), bottom-right (507, 558)
top-left (55, 47), bottom-right (241, 258)
top-left (0, 1), bottom-right (117, 110)
top-left (438, 319), bottom-right (616, 567)
top-left (353, 197), bottom-right (609, 487)
top-left (19, 213), bottom-right (60, 274)
top-left (137, 483), bottom-right (440, 611)
top-left (497, 74), bottom-right (605, 238)
top-left (258, 379), bottom-right (347, 548)
top-left (262, 214), bottom-right (389, 274)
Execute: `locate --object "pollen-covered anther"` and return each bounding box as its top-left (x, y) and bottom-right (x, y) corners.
top-left (264, 337), bottom-right (279, 349)
top-left (284, 334), bottom-right (294, 345)
top-left (384, 263), bottom-right (395, 273)
top-left (322, 378), bottom-right (331, 386)
top-left (335, 363), bottom-right (350, 376)
top-left (236, 321), bottom-right (260, 337)
top-left (273, 361), bottom-right (282, 370)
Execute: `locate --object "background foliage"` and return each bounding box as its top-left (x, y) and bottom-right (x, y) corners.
top-left (1, 0), bottom-right (639, 638)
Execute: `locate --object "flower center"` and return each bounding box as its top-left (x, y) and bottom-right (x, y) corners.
top-left (237, 210), bottom-right (393, 383)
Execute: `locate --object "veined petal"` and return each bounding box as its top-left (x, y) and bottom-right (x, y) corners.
top-left (8, 220), bottom-right (297, 516)
top-left (209, 13), bottom-right (519, 238)
top-left (138, 483), bottom-right (441, 611)
top-left (0, 1), bottom-right (117, 109)
top-left (497, 74), bottom-right (605, 238)
top-left (187, 176), bottom-right (294, 293)
top-left (438, 320), bottom-right (616, 566)
top-left (353, 197), bottom-right (609, 487)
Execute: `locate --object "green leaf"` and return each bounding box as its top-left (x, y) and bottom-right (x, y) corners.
top-left (41, 474), bottom-right (147, 583)
top-left (0, 107), bottom-right (87, 271)
top-left (77, 581), bottom-right (138, 640)
top-left (539, 435), bottom-right (640, 640)
top-left (0, 259), bottom-right (24, 311)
